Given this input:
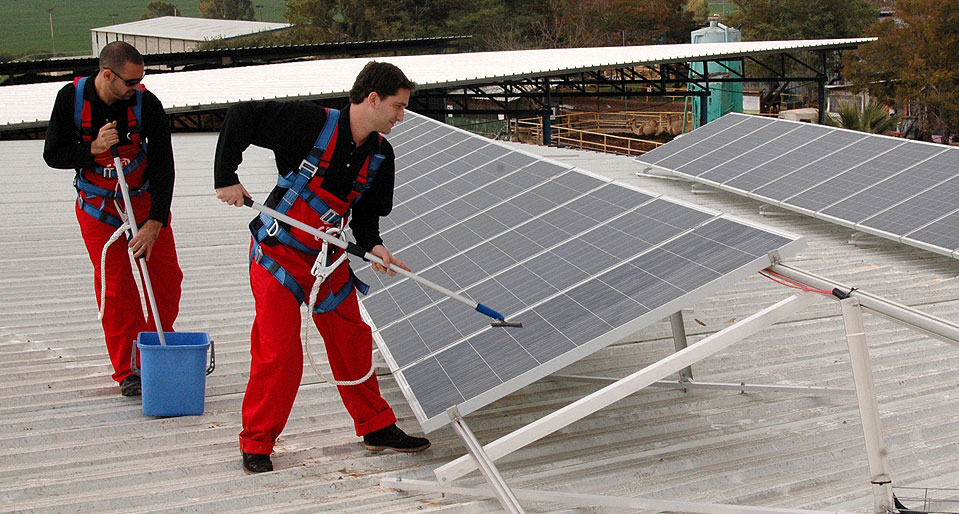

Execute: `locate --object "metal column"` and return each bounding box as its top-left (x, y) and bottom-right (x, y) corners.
top-left (542, 111), bottom-right (551, 146)
top-left (817, 51), bottom-right (827, 125)
top-left (670, 311), bottom-right (693, 382)
top-left (839, 298), bottom-right (894, 513)
top-left (699, 60), bottom-right (710, 128)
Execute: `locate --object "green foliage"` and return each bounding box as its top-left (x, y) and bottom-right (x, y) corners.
top-left (825, 99), bottom-right (900, 134)
top-left (687, 0), bottom-right (711, 22)
top-left (723, 0), bottom-right (878, 111)
top-left (143, 1), bottom-right (179, 19)
top-left (199, 0), bottom-right (255, 20)
top-left (727, 0), bottom-right (878, 40)
top-left (282, 0), bottom-right (694, 50)
top-left (845, 0), bottom-right (959, 143)
top-left (0, 0), bottom-right (287, 58)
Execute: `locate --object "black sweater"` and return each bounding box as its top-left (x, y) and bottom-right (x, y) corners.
top-left (213, 101), bottom-right (395, 252)
top-left (43, 72), bottom-right (175, 225)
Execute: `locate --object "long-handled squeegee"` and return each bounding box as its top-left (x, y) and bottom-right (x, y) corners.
top-left (112, 146), bottom-right (167, 345)
top-left (244, 197), bottom-right (522, 328)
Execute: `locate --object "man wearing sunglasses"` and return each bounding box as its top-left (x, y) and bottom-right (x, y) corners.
top-left (43, 41), bottom-right (183, 398)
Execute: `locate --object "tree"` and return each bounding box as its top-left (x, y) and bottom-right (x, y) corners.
top-left (844, 0), bottom-right (959, 144)
top-left (199, 0), bottom-right (255, 20)
top-left (824, 99), bottom-right (900, 134)
top-left (142, 1), bottom-right (178, 19)
top-left (727, 0), bottom-right (877, 41)
top-left (725, 0), bottom-right (878, 113)
top-left (284, 0), bottom-right (694, 49)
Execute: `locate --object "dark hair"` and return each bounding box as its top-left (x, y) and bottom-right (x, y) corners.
top-left (99, 41), bottom-right (144, 70)
top-left (349, 61), bottom-right (416, 104)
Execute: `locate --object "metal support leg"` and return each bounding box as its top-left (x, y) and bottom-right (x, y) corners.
top-left (840, 298), bottom-right (894, 513)
top-left (670, 311), bottom-right (693, 382)
top-left (446, 407), bottom-right (525, 514)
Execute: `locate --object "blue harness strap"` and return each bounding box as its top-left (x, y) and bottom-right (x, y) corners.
top-left (250, 239), bottom-right (369, 313)
top-left (248, 108), bottom-right (385, 314)
top-left (274, 109), bottom-right (341, 215)
top-left (73, 77), bottom-right (144, 141)
top-left (251, 211), bottom-right (318, 256)
top-left (75, 176), bottom-right (150, 199)
top-left (73, 77), bottom-right (87, 137)
top-left (89, 150), bottom-right (148, 179)
top-left (77, 197), bottom-right (125, 229)
top-left (251, 240), bottom-right (307, 304)
top-left (72, 77), bottom-right (148, 226)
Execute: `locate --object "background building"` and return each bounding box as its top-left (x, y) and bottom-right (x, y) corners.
top-left (90, 16), bottom-right (289, 56)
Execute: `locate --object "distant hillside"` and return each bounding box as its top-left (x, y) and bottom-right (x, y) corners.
top-left (0, 0), bottom-right (287, 59)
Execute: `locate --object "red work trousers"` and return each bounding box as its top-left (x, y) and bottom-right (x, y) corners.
top-left (76, 204), bottom-right (183, 383)
top-left (239, 242), bottom-right (396, 455)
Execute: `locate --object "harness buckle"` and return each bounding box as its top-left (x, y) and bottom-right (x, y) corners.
top-left (253, 243), bottom-right (263, 264)
top-left (266, 218), bottom-right (280, 237)
top-left (319, 208), bottom-right (340, 224)
top-left (299, 159), bottom-right (319, 176)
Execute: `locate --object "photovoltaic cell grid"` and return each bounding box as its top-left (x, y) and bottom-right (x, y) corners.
top-left (636, 112), bottom-right (959, 258)
top-left (354, 112), bottom-right (804, 432)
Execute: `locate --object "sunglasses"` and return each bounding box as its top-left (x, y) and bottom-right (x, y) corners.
top-left (105, 67), bottom-right (145, 87)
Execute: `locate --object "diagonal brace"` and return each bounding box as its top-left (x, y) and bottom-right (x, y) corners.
top-left (435, 292), bottom-right (820, 484)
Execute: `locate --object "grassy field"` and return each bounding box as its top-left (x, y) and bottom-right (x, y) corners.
top-left (0, 0), bottom-right (288, 59)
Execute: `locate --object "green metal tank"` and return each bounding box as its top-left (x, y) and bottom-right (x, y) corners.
top-left (689, 19), bottom-right (743, 128)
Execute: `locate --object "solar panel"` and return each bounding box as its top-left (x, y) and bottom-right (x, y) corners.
top-left (356, 112), bottom-right (803, 432)
top-left (637, 113), bottom-right (959, 258)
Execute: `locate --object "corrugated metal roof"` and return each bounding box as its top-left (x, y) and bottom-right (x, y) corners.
top-left (91, 15), bottom-right (290, 41)
top-left (0, 38), bottom-right (873, 128)
top-left (2, 132), bottom-right (957, 512)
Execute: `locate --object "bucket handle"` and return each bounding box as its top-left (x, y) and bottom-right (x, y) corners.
top-left (129, 338), bottom-right (216, 376)
top-left (131, 339), bottom-right (140, 377)
top-left (206, 340), bottom-right (215, 376)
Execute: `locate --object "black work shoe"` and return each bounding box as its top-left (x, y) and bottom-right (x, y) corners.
top-left (119, 375), bottom-right (141, 397)
top-left (241, 452), bottom-right (273, 474)
top-left (363, 424), bottom-right (431, 453)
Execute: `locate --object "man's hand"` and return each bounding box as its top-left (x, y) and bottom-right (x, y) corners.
top-left (129, 219), bottom-right (162, 260)
top-left (369, 244), bottom-right (410, 277)
top-left (216, 183), bottom-right (251, 207)
top-left (91, 121), bottom-right (119, 155)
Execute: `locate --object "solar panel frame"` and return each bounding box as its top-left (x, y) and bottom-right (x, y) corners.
top-left (389, 214), bottom-right (803, 432)
top-left (358, 112), bottom-right (804, 432)
top-left (636, 113), bottom-right (959, 258)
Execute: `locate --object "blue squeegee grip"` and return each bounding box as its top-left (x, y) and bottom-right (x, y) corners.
top-left (475, 303), bottom-right (505, 321)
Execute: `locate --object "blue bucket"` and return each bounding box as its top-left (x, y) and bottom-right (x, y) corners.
top-left (133, 332), bottom-right (214, 417)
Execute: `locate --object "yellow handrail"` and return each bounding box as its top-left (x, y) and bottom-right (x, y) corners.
top-left (509, 110), bottom-right (694, 156)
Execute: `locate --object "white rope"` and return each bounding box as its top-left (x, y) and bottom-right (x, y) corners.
top-left (303, 276), bottom-right (376, 386)
top-left (97, 222), bottom-right (138, 320)
top-left (302, 228), bottom-right (375, 387)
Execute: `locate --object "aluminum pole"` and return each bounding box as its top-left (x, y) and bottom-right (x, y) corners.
top-left (770, 263), bottom-right (959, 347)
top-left (840, 298), bottom-right (894, 513)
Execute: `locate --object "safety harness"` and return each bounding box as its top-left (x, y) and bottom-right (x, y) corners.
top-left (72, 76), bottom-right (154, 320)
top-left (249, 107), bottom-right (386, 316)
top-left (72, 76), bottom-right (150, 229)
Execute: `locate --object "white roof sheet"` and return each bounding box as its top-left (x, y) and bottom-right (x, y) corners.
top-left (0, 38), bottom-right (872, 128)
top-left (90, 15), bottom-right (289, 41)
top-left (4, 134), bottom-right (959, 512)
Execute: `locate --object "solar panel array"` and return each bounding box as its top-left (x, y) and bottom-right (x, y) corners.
top-left (636, 113), bottom-right (959, 258)
top-left (354, 112), bottom-right (804, 432)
